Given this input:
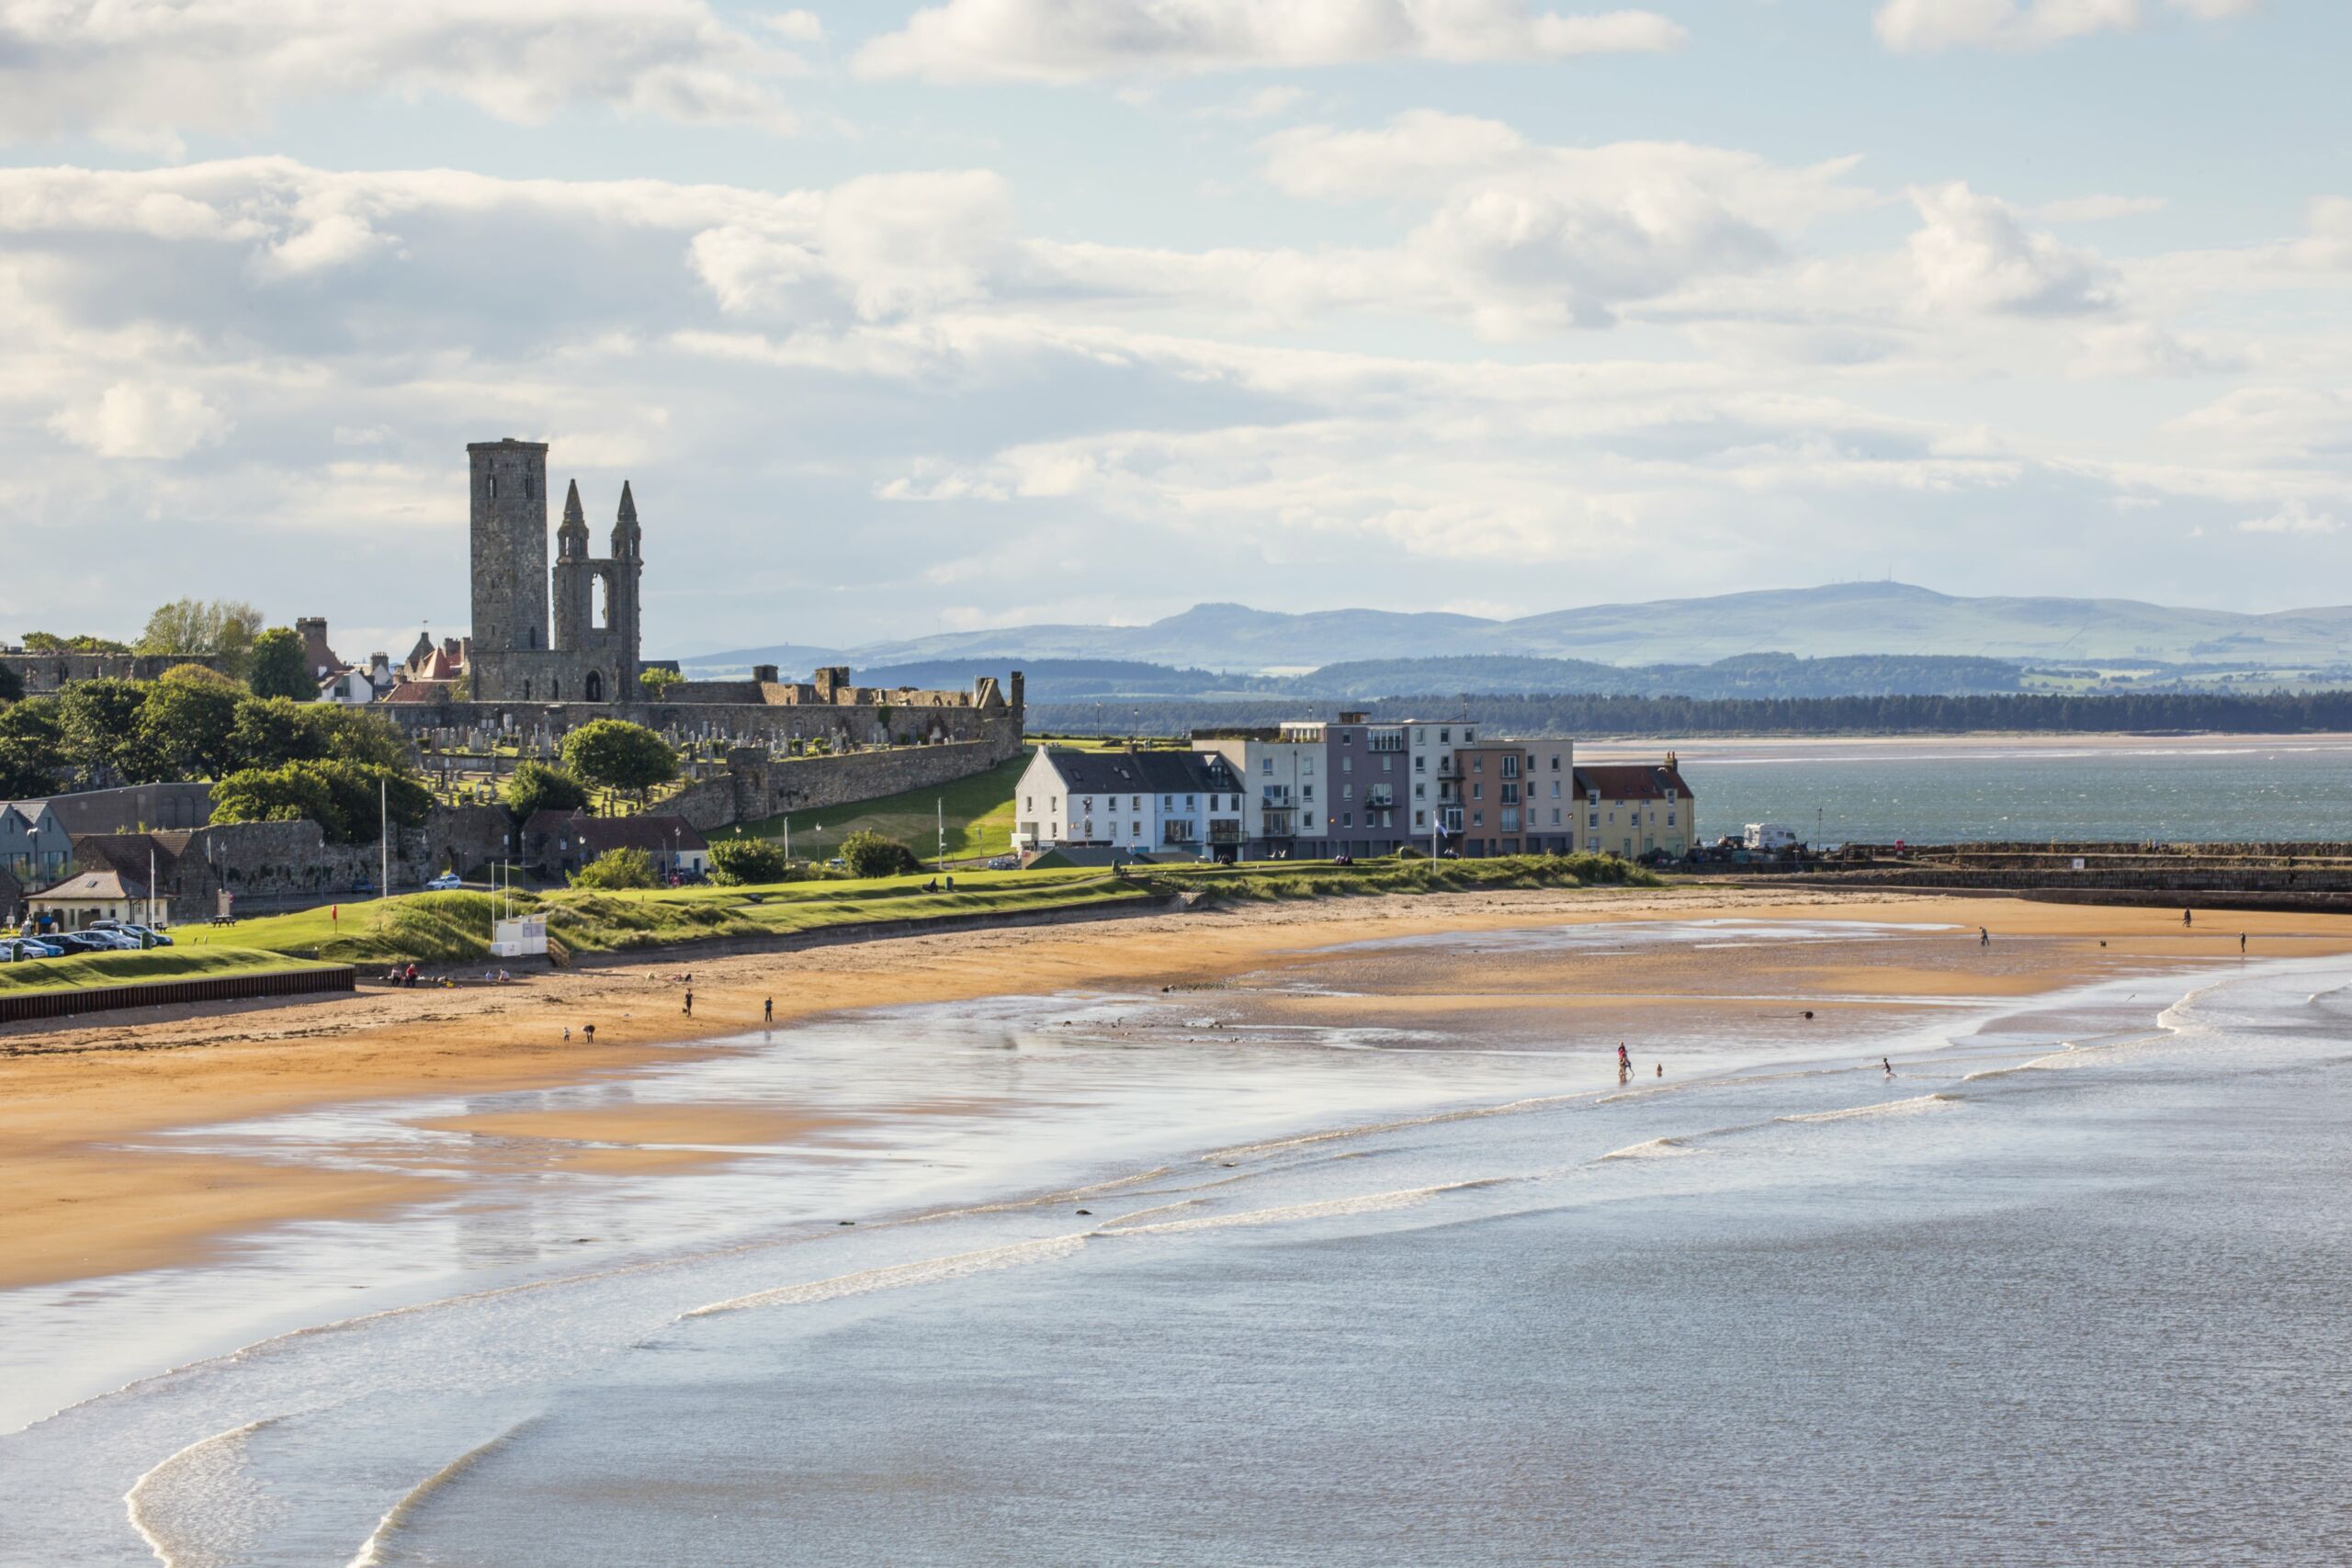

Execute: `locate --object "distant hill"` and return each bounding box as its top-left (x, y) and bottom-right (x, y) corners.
top-left (682, 582), bottom-right (2352, 675)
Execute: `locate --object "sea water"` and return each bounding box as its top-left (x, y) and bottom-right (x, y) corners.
top-left (5, 930), bottom-right (2349, 1565)
top-left (1586, 733), bottom-right (2352, 844)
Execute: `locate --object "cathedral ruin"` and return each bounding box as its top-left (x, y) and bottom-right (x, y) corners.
top-left (466, 438), bottom-right (642, 705)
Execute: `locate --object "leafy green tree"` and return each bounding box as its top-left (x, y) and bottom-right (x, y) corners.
top-left (137, 599), bottom-right (264, 677)
top-left (300, 705), bottom-right (413, 770)
top-left (67, 634), bottom-right (130, 654)
top-left (571, 846), bottom-right (657, 889)
top-left (209, 762), bottom-right (335, 831)
top-left (230, 696), bottom-right (326, 771)
top-left (840, 829), bottom-right (919, 879)
top-left (0, 699), bottom-right (62, 795)
top-left (210, 759), bottom-right (430, 844)
top-left (56, 678), bottom-right (163, 784)
top-left (707, 837), bottom-right (789, 886)
top-left (561, 719), bottom-right (678, 800)
top-left (639, 668), bottom-right (685, 696)
top-left (247, 626), bottom-right (314, 700)
top-left (503, 760), bottom-right (590, 821)
top-left (137, 673), bottom-right (244, 778)
top-left (20, 633), bottom-right (65, 653)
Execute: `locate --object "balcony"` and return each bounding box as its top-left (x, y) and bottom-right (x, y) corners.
top-left (1365, 786), bottom-right (1395, 808)
top-left (1161, 824), bottom-right (1199, 845)
top-left (1260, 809), bottom-right (1296, 837)
top-left (1261, 785), bottom-right (1294, 806)
top-left (1209, 822), bottom-right (1244, 843)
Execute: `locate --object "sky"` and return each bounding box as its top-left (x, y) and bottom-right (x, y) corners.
top-left (2, 0), bottom-right (2345, 659)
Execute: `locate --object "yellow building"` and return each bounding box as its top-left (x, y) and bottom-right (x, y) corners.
top-left (1571, 755), bottom-right (1694, 861)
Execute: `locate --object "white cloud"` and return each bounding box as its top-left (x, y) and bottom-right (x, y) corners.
top-left (0, 0), bottom-right (808, 147)
top-left (2237, 499), bottom-right (2343, 536)
top-left (2071, 322), bottom-right (2241, 378)
top-left (51, 383), bottom-right (231, 458)
top-left (1874, 0), bottom-right (2256, 51)
top-left (855, 0), bottom-right (1686, 83)
top-left (1907, 182), bottom-right (2117, 314)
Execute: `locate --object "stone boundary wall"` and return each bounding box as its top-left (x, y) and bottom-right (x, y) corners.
top-left (665, 739), bottom-right (1016, 832)
top-left (0, 651), bottom-right (238, 694)
top-left (146, 805), bottom-right (513, 919)
top-left (381, 697), bottom-right (1020, 753)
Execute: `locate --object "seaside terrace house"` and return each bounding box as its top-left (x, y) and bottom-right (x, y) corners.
top-left (523, 811), bottom-right (710, 881)
top-left (1573, 757), bottom-right (1695, 861)
top-left (1012, 748), bottom-right (1245, 857)
top-left (1, 802), bottom-right (74, 890)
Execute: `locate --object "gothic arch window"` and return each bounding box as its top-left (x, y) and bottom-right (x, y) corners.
top-left (525, 477), bottom-right (537, 500)
top-left (551, 678), bottom-right (560, 702)
top-left (526, 626), bottom-right (538, 649)
top-left (487, 475), bottom-right (497, 499)
top-left (585, 670), bottom-right (605, 703)
top-left (523, 681), bottom-right (532, 701)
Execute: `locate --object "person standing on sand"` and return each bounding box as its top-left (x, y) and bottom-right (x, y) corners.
top-left (764, 998), bottom-right (774, 1023)
top-left (582, 1024), bottom-right (595, 1043)
top-left (684, 990), bottom-right (694, 1018)
top-left (1979, 927), bottom-right (1989, 947)
top-left (1616, 1043), bottom-right (1633, 1082)
top-left (2240, 932), bottom-right (2247, 954)
top-left (2183, 908), bottom-right (2193, 929)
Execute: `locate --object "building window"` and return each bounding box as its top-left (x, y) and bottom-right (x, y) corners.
top-left (1552, 755), bottom-right (1562, 770)
top-left (1343, 813), bottom-right (1353, 828)
top-left (1342, 756), bottom-right (1352, 774)
top-left (1304, 784), bottom-right (1314, 801)
top-left (1303, 757), bottom-right (1315, 774)
top-left (1261, 758), bottom-right (1272, 774)
top-left (1464, 729), bottom-right (1476, 742)
top-left (1025, 796), bottom-right (1034, 811)
top-left (1415, 782), bottom-right (1425, 800)
top-left (1415, 810), bottom-right (1426, 827)
top-left (1472, 784), bottom-right (1483, 801)
top-left (1502, 755), bottom-right (1520, 778)
top-left (1472, 757), bottom-right (1484, 774)
top-left (1668, 812), bottom-right (1677, 827)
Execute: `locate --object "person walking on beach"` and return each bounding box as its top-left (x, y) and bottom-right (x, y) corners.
top-left (582, 1024), bottom-right (595, 1043)
top-left (763, 997), bottom-right (774, 1023)
top-left (1616, 1043), bottom-right (1633, 1082)
top-left (683, 989), bottom-right (694, 1018)
top-left (1979, 926), bottom-right (1989, 947)
top-left (1882, 1056), bottom-right (1894, 1077)
top-left (2240, 932), bottom-right (2247, 955)
top-left (2183, 908), bottom-right (2193, 929)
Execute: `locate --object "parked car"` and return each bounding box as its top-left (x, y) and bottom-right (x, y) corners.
top-left (91, 920), bottom-right (174, 946)
top-left (351, 877), bottom-right (375, 895)
top-left (47, 932), bottom-right (113, 954)
top-left (425, 872), bottom-right (464, 891)
top-left (986, 855), bottom-right (1020, 870)
top-left (80, 930), bottom-right (145, 951)
top-left (6, 935), bottom-right (65, 958)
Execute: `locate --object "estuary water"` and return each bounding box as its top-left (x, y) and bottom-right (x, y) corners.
top-left (5, 927), bottom-right (2350, 1565)
top-left (1582, 732), bottom-right (2352, 844)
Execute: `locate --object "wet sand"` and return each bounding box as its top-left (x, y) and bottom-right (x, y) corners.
top-left (4, 886), bottom-right (2345, 1291)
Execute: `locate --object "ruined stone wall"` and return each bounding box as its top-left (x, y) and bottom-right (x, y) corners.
top-left (0, 652), bottom-right (239, 695)
top-left (383, 697), bottom-right (1023, 754)
top-left (665, 740), bottom-right (1016, 833)
top-left (153, 805), bottom-right (513, 919)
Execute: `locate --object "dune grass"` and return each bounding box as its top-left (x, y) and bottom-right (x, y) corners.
top-left (0, 946), bottom-right (340, 995)
top-left (716, 755), bottom-right (1027, 862)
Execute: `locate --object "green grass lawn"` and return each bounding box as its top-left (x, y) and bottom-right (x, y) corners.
top-left (717, 755), bottom-right (1028, 862)
top-left (210, 867), bottom-right (1151, 964)
top-left (0, 945), bottom-right (341, 995)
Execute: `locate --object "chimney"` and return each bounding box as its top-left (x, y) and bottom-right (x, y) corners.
top-left (752, 664), bottom-right (778, 683)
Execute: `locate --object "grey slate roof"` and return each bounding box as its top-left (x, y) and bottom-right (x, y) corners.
top-left (1038, 749), bottom-right (1238, 796)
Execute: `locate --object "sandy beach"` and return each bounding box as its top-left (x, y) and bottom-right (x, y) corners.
top-left (6, 886), bottom-right (2348, 1292)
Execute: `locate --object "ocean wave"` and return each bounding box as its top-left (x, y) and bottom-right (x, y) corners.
top-left (1201, 1094), bottom-right (1589, 1164)
top-left (1099, 1179), bottom-right (1498, 1236)
top-left (125, 1416), bottom-right (281, 1568)
top-left (684, 1234), bottom-right (1091, 1318)
top-left (1780, 1093), bottom-right (1961, 1123)
top-left (345, 1419), bottom-right (539, 1568)
top-left (1598, 1136), bottom-right (1697, 1160)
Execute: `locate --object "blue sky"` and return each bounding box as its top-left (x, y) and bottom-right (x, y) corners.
top-left (2, 0), bottom-right (2343, 658)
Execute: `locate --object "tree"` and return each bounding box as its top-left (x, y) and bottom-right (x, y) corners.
top-left (55, 678), bottom-right (162, 784)
top-left (210, 759), bottom-right (431, 844)
top-left (639, 668), bottom-right (685, 696)
top-left (841, 829), bottom-right (919, 879)
top-left (504, 761), bottom-right (590, 821)
top-left (137, 673), bottom-right (244, 778)
top-left (561, 718), bottom-right (678, 799)
top-left (137, 599), bottom-right (264, 678)
top-left (0, 699), bottom-right (62, 795)
top-left (230, 696), bottom-right (326, 771)
top-left (20, 633), bottom-right (65, 653)
top-left (247, 626), bottom-right (314, 700)
top-left (571, 845), bottom-right (657, 889)
top-left (707, 837), bottom-right (789, 886)
top-left (301, 705), bottom-right (413, 770)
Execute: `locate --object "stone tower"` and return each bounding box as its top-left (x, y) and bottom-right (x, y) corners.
top-left (607, 479), bottom-right (644, 690)
top-left (468, 439), bottom-right (550, 662)
top-left (551, 479), bottom-right (593, 651)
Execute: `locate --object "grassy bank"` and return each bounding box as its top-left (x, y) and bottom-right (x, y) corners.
top-left (718, 755), bottom-right (1026, 862)
top-left (0, 947), bottom-right (341, 996)
top-left (1154, 852), bottom-right (1662, 903)
top-left (203, 853), bottom-right (1662, 966)
top-left (212, 867), bottom-right (1150, 964)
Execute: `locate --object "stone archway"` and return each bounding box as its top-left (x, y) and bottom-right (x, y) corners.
top-left (585, 670), bottom-right (605, 703)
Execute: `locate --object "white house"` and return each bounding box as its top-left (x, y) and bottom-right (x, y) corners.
top-left (320, 653), bottom-right (400, 705)
top-left (1013, 748), bottom-right (1245, 855)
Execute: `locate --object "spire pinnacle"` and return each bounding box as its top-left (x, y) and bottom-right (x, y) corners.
top-left (560, 479), bottom-right (585, 525)
top-left (616, 479), bottom-right (638, 527)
